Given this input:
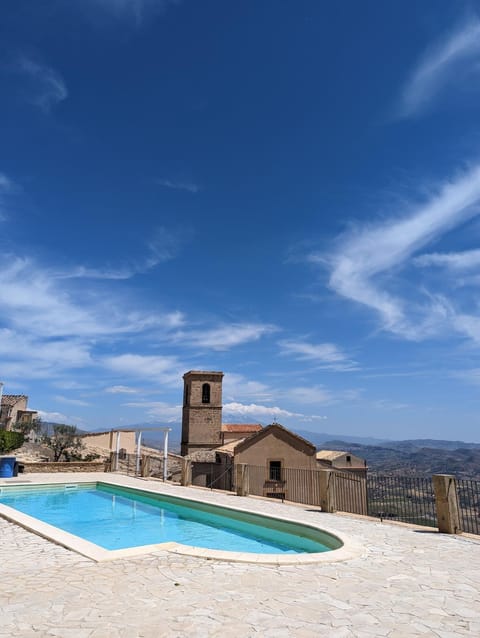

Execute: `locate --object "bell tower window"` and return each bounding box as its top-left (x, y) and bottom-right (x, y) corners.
top-left (202, 383), bottom-right (211, 404)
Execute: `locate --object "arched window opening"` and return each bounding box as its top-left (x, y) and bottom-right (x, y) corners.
top-left (202, 383), bottom-right (210, 404)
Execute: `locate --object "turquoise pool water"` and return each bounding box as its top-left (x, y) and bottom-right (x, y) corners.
top-left (0, 483), bottom-right (338, 554)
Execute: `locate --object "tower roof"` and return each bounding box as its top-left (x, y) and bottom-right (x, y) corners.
top-left (183, 370), bottom-right (224, 378)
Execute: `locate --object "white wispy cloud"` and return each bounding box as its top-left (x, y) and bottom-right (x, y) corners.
top-left (105, 385), bottom-right (139, 394)
top-left (414, 249), bottom-right (480, 271)
top-left (0, 172), bottom-right (16, 222)
top-left (174, 323), bottom-right (277, 351)
top-left (398, 16), bottom-right (480, 117)
top-left (83, 0), bottom-right (180, 27)
top-left (223, 402), bottom-right (305, 421)
top-left (289, 385), bottom-right (361, 405)
top-left (0, 254), bottom-right (190, 385)
top-left (0, 327), bottom-right (92, 381)
top-left (0, 256), bottom-right (182, 339)
top-left (103, 354), bottom-right (183, 383)
top-left (373, 399), bottom-right (410, 410)
top-left (15, 57), bottom-right (67, 113)
top-left (222, 373), bottom-right (273, 402)
top-left (56, 226), bottom-right (189, 280)
top-left (279, 339), bottom-right (358, 371)
top-left (320, 164), bottom-right (480, 341)
top-left (451, 368), bottom-right (480, 385)
top-left (54, 395), bottom-right (91, 407)
top-left (155, 179), bottom-right (199, 193)
top-left (122, 400), bottom-right (181, 422)
top-left (222, 402), bottom-right (327, 423)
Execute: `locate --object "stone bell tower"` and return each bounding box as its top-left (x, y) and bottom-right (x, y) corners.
top-left (181, 370), bottom-right (224, 456)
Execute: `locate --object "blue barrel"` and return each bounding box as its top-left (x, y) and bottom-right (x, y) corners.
top-left (0, 457), bottom-right (16, 478)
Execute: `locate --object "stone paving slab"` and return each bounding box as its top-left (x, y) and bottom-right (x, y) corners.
top-left (0, 473), bottom-right (479, 637)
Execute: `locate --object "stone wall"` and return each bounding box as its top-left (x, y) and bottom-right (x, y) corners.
top-left (22, 461), bottom-right (108, 473)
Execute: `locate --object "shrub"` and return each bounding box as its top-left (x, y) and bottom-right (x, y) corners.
top-left (0, 431), bottom-right (25, 454)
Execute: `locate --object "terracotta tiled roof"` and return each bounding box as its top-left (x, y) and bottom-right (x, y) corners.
top-left (221, 423), bottom-right (263, 433)
top-left (1, 394), bottom-right (27, 407)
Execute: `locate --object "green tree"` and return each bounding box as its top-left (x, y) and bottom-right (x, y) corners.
top-left (0, 431), bottom-right (24, 454)
top-left (13, 417), bottom-right (43, 437)
top-left (42, 424), bottom-right (84, 462)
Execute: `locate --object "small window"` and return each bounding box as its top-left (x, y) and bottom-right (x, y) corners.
top-left (202, 383), bottom-right (210, 404)
top-left (184, 384), bottom-right (189, 405)
top-left (346, 455), bottom-right (351, 463)
top-left (269, 460), bottom-right (282, 481)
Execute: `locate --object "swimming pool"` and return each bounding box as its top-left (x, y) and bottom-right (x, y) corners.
top-left (0, 482), bottom-right (341, 553)
top-left (0, 478), bottom-right (359, 563)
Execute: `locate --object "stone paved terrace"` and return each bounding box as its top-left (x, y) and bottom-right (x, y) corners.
top-left (1, 473), bottom-right (479, 637)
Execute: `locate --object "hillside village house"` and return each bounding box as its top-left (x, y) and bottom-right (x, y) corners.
top-left (80, 430), bottom-right (137, 456)
top-left (0, 394), bottom-right (38, 431)
top-left (316, 449), bottom-right (368, 477)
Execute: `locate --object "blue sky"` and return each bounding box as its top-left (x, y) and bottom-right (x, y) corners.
top-left (2, 1), bottom-right (480, 442)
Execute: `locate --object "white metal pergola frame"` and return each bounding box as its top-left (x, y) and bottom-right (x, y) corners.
top-left (113, 426), bottom-right (172, 481)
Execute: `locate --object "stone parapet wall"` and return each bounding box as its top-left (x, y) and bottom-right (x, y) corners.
top-left (22, 461), bottom-right (108, 473)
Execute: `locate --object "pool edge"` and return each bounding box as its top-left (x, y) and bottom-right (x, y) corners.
top-left (0, 474), bottom-right (364, 565)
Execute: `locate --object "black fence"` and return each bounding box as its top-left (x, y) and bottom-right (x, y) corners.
top-left (457, 478), bottom-right (480, 536)
top-left (366, 474), bottom-right (437, 527)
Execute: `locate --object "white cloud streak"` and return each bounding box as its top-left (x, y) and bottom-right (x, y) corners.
top-left (174, 323), bottom-right (277, 351)
top-left (399, 16), bottom-right (480, 117)
top-left (0, 173), bottom-right (14, 222)
top-left (414, 249), bottom-right (480, 271)
top-left (123, 401), bottom-right (181, 422)
top-left (16, 57), bottom-right (67, 113)
top-left (84, 0), bottom-right (179, 26)
top-left (279, 340), bottom-right (358, 371)
top-left (105, 385), bottom-right (139, 394)
top-left (222, 373), bottom-right (273, 402)
top-left (56, 226), bottom-right (189, 280)
top-left (103, 354), bottom-right (183, 384)
top-left (223, 402), bottom-right (327, 422)
top-left (54, 395), bottom-right (91, 407)
top-left (323, 164), bottom-right (480, 340)
top-left (155, 179), bottom-right (199, 193)
top-left (0, 255), bottom-right (189, 385)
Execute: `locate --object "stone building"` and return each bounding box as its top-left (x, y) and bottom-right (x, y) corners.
top-left (0, 395), bottom-right (38, 431)
top-left (316, 449), bottom-right (367, 477)
top-left (234, 423), bottom-right (318, 474)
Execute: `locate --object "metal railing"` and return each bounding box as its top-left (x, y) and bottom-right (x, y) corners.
top-left (244, 464), bottom-right (368, 512)
top-left (191, 462), bottom-right (234, 491)
top-left (110, 452), bottom-right (182, 481)
top-left (366, 474), bottom-right (437, 527)
top-left (334, 470), bottom-right (367, 515)
top-left (456, 478), bottom-right (480, 535)
top-left (247, 465), bottom-right (321, 504)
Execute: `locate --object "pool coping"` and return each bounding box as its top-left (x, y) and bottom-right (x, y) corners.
top-left (0, 473), bottom-right (364, 565)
